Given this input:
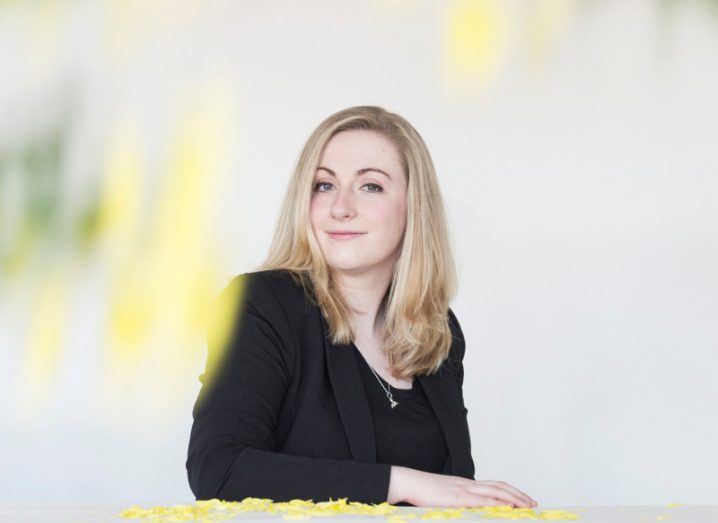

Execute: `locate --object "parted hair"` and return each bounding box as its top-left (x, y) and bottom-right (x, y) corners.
top-left (256, 105), bottom-right (459, 380)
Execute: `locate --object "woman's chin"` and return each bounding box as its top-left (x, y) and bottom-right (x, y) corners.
top-left (327, 261), bottom-right (375, 274)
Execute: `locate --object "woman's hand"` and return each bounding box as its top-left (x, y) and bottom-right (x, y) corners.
top-left (388, 466), bottom-right (538, 508)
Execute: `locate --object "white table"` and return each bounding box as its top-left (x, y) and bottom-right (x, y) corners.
top-left (1, 502), bottom-right (716, 522)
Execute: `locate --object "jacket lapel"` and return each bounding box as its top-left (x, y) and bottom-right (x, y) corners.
top-left (322, 314), bottom-right (472, 477)
top-left (323, 320), bottom-right (377, 463)
top-left (416, 372), bottom-right (474, 479)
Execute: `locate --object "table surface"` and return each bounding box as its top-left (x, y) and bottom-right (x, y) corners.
top-left (1, 502), bottom-right (716, 523)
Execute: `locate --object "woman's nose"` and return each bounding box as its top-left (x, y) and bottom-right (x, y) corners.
top-left (330, 187), bottom-right (357, 219)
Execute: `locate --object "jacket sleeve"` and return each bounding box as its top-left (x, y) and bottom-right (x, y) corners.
top-left (448, 307), bottom-right (475, 479)
top-left (447, 307), bottom-right (466, 389)
top-left (186, 273), bottom-right (392, 504)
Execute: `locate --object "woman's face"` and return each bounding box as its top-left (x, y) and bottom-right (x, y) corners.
top-left (309, 129), bottom-right (408, 277)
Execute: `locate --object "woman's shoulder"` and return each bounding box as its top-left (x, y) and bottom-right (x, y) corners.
top-left (205, 270), bottom-right (308, 379)
top-left (218, 268), bottom-right (315, 317)
top-left (445, 306), bottom-right (466, 368)
top-left (447, 307), bottom-right (464, 342)
top-left (207, 269), bottom-right (315, 354)
top-left (235, 268), bottom-right (308, 294)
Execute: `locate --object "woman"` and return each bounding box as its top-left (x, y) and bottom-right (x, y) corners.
top-left (186, 106), bottom-right (538, 509)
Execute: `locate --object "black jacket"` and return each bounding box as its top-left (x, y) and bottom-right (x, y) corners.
top-left (186, 269), bottom-right (474, 504)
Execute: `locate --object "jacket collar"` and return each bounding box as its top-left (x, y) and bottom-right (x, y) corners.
top-left (321, 314), bottom-right (473, 478)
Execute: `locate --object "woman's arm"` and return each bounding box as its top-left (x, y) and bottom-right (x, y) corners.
top-left (385, 309), bottom-right (537, 509)
top-left (387, 466), bottom-right (411, 504)
top-left (188, 410), bottom-right (392, 503)
top-left (447, 307), bottom-right (466, 388)
top-left (186, 274), bottom-right (392, 504)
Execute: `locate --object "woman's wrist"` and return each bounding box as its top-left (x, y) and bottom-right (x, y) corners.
top-left (387, 465), bottom-right (412, 505)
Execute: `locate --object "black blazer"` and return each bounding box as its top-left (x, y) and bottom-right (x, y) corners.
top-left (186, 269), bottom-right (474, 505)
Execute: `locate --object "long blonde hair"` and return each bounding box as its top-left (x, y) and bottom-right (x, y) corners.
top-left (256, 105), bottom-right (458, 379)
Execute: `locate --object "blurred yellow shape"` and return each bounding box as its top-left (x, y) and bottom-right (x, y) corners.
top-left (108, 266), bottom-right (154, 352)
top-left (21, 265), bottom-right (70, 419)
top-left (151, 75), bottom-right (233, 337)
top-left (97, 73), bottom-right (237, 418)
top-left (98, 115), bottom-right (142, 250)
top-left (526, 0), bottom-right (572, 65)
top-left (443, 0), bottom-right (504, 90)
top-left (100, 114), bottom-right (152, 375)
top-left (146, 73), bottom-right (235, 399)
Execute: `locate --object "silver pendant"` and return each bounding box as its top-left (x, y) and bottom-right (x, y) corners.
top-left (390, 398), bottom-right (399, 408)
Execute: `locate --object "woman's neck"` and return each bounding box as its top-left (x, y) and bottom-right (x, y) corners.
top-left (333, 267), bottom-right (392, 337)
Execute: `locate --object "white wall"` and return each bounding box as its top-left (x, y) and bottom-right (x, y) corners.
top-left (0, 0), bottom-right (716, 506)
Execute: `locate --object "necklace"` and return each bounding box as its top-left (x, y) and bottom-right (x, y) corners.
top-left (354, 345), bottom-right (399, 409)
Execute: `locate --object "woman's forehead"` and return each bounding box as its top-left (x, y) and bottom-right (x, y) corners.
top-left (320, 131), bottom-right (402, 174)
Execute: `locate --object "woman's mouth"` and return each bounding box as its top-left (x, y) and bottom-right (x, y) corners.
top-left (327, 232), bottom-right (366, 240)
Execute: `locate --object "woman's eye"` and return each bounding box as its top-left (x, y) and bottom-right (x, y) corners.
top-left (313, 182), bottom-right (383, 193)
top-left (363, 183), bottom-right (383, 193)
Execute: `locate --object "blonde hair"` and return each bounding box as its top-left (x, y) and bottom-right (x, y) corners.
top-left (256, 105), bottom-right (458, 379)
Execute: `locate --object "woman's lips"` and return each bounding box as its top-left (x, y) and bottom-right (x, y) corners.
top-left (327, 232), bottom-right (366, 240)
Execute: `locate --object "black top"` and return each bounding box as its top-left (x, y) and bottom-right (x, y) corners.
top-left (186, 269), bottom-right (474, 506)
top-left (352, 343), bottom-right (449, 475)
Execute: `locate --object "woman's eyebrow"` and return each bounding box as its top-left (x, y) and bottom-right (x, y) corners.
top-left (316, 166), bottom-right (392, 180)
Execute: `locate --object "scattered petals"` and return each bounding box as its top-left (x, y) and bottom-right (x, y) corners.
top-left (120, 498), bottom-right (581, 521)
top-left (463, 504), bottom-right (580, 520)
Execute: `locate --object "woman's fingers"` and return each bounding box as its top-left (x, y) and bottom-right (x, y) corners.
top-left (485, 481), bottom-right (537, 506)
top-left (467, 482), bottom-right (533, 507)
